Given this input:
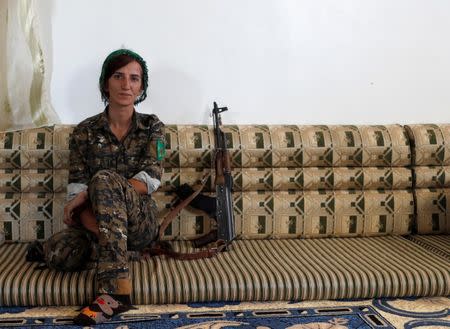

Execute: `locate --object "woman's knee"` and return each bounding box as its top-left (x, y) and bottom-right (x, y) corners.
top-left (90, 170), bottom-right (118, 184)
top-left (89, 170), bottom-right (125, 192)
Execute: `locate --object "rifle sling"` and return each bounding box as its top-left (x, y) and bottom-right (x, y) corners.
top-left (158, 180), bottom-right (208, 240)
top-left (145, 240), bottom-right (227, 260)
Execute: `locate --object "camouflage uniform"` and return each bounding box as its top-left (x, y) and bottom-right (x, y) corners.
top-left (44, 228), bottom-right (97, 272)
top-left (68, 108), bottom-right (165, 295)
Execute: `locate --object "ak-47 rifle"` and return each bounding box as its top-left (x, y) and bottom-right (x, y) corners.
top-left (212, 102), bottom-right (235, 248)
top-left (159, 102), bottom-right (235, 256)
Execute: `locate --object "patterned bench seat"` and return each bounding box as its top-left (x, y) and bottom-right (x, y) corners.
top-left (0, 124), bottom-right (449, 306)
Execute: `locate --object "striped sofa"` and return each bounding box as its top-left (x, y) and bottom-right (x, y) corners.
top-left (0, 124), bottom-right (449, 306)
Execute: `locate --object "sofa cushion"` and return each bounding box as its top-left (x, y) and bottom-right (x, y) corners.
top-left (414, 188), bottom-right (450, 234)
top-left (166, 125), bottom-right (411, 168)
top-left (1, 124), bottom-right (411, 170)
top-left (0, 189), bottom-right (414, 242)
top-left (405, 124), bottom-right (450, 166)
top-left (0, 169), bottom-right (68, 193)
top-left (154, 189), bottom-right (414, 240)
top-left (404, 125), bottom-right (450, 234)
top-left (160, 167), bottom-right (412, 193)
top-left (407, 234), bottom-right (450, 260)
top-left (0, 126), bottom-right (72, 170)
top-left (1, 236), bottom-right (448, 306)
top-left (0, 193), bottom-right (65, 241)
top-left (413, 166), bottom-right (450, 188)
top-left (0, 124), bottom-right (416, 242)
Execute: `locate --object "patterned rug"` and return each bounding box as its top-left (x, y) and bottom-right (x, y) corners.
top-left (0, 297), bottom-right (449, 328)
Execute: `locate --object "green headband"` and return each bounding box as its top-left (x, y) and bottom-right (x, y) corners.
top-left (99, 49), bottom-right (149, 105)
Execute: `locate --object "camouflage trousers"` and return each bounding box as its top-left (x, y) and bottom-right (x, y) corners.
top-left (88, 170), bottom-right (159, 295)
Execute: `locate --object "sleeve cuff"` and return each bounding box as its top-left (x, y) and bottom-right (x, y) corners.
top-left (67, 183), bottom-right (88, 201)
top-left (132, 171), bottom-right (161, 194)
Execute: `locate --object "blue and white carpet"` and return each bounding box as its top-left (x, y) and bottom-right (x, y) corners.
top-left (0, 297), bottom-right (449, 328)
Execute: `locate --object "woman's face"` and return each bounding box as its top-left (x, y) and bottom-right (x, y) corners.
top-left (106, 61), bottom-right (143, 108)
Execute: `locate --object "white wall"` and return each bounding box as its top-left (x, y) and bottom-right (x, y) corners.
top-left (51, 0), bottom-right (450, 125)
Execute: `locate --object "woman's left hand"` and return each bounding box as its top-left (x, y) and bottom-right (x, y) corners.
top-left (64, 191), bottom-right (88, 226)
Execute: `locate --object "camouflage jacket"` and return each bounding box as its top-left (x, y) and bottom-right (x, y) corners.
top-left (68, 108), bottom-right (165, 197)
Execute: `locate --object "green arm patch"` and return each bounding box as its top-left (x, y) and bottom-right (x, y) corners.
top-left (156, 139), bottom-right (166, 161)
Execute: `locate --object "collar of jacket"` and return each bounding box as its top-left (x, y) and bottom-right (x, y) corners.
top-left (94, 106), bottom-right (151, 132)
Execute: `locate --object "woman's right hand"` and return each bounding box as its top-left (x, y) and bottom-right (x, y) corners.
top-left (64, 191), bottom-right (88, 226)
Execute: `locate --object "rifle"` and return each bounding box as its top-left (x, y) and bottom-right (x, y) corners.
top-left (157, 102), bottom-right (235, 258)
top-left (211, 102), bottom-right (235, 249)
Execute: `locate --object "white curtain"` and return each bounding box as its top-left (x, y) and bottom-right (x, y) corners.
top-left (0, 0), bottom-right (59, 131)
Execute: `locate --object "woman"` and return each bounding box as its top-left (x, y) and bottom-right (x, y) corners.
top-left (64, 48), bottom-right (165, 325)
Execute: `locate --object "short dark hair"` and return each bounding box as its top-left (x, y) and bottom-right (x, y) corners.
top-left (99, 49), bottom-right (149, 105)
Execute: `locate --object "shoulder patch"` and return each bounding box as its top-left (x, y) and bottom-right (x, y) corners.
top-left (156, 139), bottom-right (166, 161)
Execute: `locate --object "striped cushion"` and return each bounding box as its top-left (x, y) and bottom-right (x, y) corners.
top-left (0, 243), bottom-right (96, 306)
top-left (1, 236), bottom-right (449, 306)
top-left (407, 235), bottom-right (450, 260)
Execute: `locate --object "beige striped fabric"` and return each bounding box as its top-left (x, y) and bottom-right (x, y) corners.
top-left (0, 243), bottom-right (95, 306)
top-left (407, 234), bottom-right (450, 260)
top-left (1, 236), bottom-right (449, 306)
